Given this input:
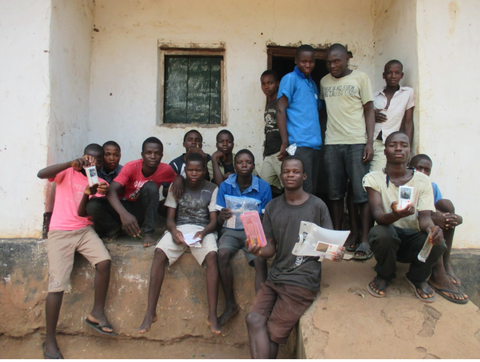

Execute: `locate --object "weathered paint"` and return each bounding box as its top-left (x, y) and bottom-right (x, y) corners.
top-left (416, 0), bottom-right (480, 248)
top-left (0, 0), bottom-right (52, 238)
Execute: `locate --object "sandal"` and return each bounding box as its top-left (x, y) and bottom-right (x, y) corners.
top-left (353, 242), bottom-right (373, 260)
top-left (367, 277), bottom-right (389, 298)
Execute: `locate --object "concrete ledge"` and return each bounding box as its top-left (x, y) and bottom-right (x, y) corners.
top-left (0, 238), bottom-right (257, 346)
top-left (297, 253), bottom-right (480, 359)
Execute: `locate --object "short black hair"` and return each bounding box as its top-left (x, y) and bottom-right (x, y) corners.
top-left (84, 143), bottom-right (104, 156)
top-left (384, 59), bottom-right (403, 72)
top-left (186, 152), bottom-right (206, 168)
top-left (296, 44), bottom-right (315, 58)
top-left (281, 155), bottom-right (305, 173)
top-left (384, 131), bottom-right (410, 146)
top-left (142, 137), bottom-right (163, 152)
top-left (216, 129), bottom-right (234, 142)
top-left (327, 43), bottom-right (348, 55)
top-left (183, 129), bottom-right (203, 143)
top-left (261, 69), bottom-right (280, 82)
top-left (410, 154), bottom-right (432, 168)
top-left (102, 140), bottom-right (121, 152)
top-left (234, 149), bottom-right (255, 164)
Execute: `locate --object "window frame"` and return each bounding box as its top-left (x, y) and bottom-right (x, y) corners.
top-left (157, 43), bottom-right (226, 127)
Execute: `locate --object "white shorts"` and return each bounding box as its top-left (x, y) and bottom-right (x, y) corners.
top-left (156, 224), bottom-right (217, 267)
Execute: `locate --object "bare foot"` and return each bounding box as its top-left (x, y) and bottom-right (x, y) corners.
top-left (343, 233), bottom-right (359, 251)
top-left (445, 265), bottom-right (462, 285)
top-left (143, 234), bottom-right (156, 248)
top-left (138, 314), bottom-right (158, 334)
top-left (206, 316), bottom-right (222, 335)
top-left (218, 305), bottom-right (239, 326)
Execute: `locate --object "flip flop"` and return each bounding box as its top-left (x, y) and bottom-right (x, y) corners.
top-left (345, 241), bottom-right (360, 252)
top-left (42, 342), bottom-right (64, 359)
top-left (353, 242), bottom-right (373, 260)
top-left (367, 277), bottom-right (388, 298)
top-left (405, 277), bottom-right (436, 303)
top-left (85, 318), bottom-right (118, 336)
top-left (428, 283), bottom-right (469, 305)
top-left (446, 272), bottom-right (462, 286)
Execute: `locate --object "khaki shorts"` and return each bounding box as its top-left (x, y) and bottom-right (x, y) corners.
top-left (260, 152), bottom-right (283, 190)
top-left (249, 280), bottom-right (317, 344)
top-left (369, 139), bottom-right (386, 172)
top-left (156, 224), bottom-right (217, 267)
top-left (47, 226), bottom-right (111, 292)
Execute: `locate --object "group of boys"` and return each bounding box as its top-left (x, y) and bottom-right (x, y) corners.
top-left (38, 43), bottom-right (466, 359)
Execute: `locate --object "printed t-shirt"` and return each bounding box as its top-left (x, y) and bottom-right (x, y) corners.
top-left (277, 66), bottom-right (322, 150)
top-left (216, 174), bottom-right (272, 215)
top-left (165, 181), bottom-right (218, 227)
top-left (263, 195), bottom-right (333, 291)
top-left (114, 159), bottom-right (177, 202)
top-left (49, 168), bottom-right (106, 231)
top-left (264, 99), bottom-right (282, 156)
top-left (373, 86), bottom-right (415, 142)
top-left (320, 70), bottom-right (374, 145)
top-left (362, 170), bottom-right (435, 230)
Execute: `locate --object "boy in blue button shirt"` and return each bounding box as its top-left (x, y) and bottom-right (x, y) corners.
top-left (276, 44), bottom-right (322, 194)
top-left (216, 149), bottom-right (272, 326)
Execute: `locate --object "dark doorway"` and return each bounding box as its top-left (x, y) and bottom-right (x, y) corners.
top-left (267, 46), bottom-right (329, 201)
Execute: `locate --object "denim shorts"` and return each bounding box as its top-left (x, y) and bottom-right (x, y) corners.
top-left (324, 144), bottom-right (369, 203)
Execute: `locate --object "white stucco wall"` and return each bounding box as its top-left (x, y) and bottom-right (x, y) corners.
top-left (48, 0), bottom-right (94, 164)
top-left (0, 1), bottom-right (52, 238)
top-left (416, 0), bottom-right (480, 248)
top-left (88, 0), bottom-right (375, 164)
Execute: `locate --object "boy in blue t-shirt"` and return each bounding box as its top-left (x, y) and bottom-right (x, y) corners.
top-left (216, 149), bottom-right (272, 326)
top-left (276, 44), bottom-right (322, 194)
top-left (410, 154), bottom-right (468, 304)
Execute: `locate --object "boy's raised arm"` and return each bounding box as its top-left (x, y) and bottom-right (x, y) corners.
top-left (276, 96), bottom-right (289, 161)
top-left (210, 152), bottom-right (226, 186)
top-left (37, 157), bottom-right (88, 179)
top-left (366, 187), bottom-right (415, 225)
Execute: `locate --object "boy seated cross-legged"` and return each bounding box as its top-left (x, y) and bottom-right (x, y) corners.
top-left (245, 156), bottom-right (344, 359)
top-left (37, 144), bottom-right (117, 359)
top-left (86, 137), bottom-right (177, 247)
top-left (410, 154), bottom-right (468, 303)
top-left (138, 153), bottom-right (222, 335)
top-left (216, 149), bottom-right (272, 326)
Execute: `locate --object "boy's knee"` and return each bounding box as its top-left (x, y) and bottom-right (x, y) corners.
top-left (205, 250), bottom-right (218, 262)
top-left (218, 248), bottom-right (232, 266)
top-left (154, 248), bottom-right (168, 262)
top-left (435, 199), bottom-right (454, 213)
top-left (141, 181), bottom-right (159, 196)
top-left (369, 225), bottom-right (397, 250)
top-left (85, 197), bottom-right (106, 216)
top-left (245, 312), bottom-right (267, 329)
top-left (95, 259), bottom-right (111, 273)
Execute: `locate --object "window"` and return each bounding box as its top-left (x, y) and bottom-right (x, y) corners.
top-left (159, 46), bottom-right (225, 125)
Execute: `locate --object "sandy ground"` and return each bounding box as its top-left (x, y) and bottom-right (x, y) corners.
top-left (0, 332), bottom-right (294, 359)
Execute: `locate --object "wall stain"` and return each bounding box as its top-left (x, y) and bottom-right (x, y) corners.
top-left (449, 1), bottom-right (459, 35)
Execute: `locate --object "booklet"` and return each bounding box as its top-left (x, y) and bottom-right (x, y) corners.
top-left (292, 221), bottom-right (350, 261)
top-left (183, 233), bottom-right (202, 248)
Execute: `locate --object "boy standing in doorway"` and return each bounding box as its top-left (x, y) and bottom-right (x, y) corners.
top-left (276, 44), bottom-right (322, 194)
top-left (320, 43), bottom-right (375, 259)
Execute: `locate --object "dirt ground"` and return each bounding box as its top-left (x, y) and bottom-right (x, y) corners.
top-left (0, 332), bottom-right (294, 359)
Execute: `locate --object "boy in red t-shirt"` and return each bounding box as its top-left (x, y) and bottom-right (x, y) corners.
top-left (37, 144), bottom-right (116, 359)
top-left (86, 137), bottom-right (177, 247)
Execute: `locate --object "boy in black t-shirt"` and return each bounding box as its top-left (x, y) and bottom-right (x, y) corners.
top-left (259, 70), bottom-right (283, 195)
top-left (138, 153), bottom-right (221, 335)
top-left (245, 156), bottom-right (344, 359)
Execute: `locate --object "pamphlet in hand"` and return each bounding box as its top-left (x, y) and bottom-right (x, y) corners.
top-left (292, 221), bottom-right (350, 261)
top-left (183, 233), bottom-right (202, 248)
top-left (241, 211), bottom-right (267, 248)
top-left (398, 185), bottom-right (413, 210)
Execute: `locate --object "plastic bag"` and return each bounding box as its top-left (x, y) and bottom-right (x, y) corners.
top-left (224, 195), bottom-right (260, 229)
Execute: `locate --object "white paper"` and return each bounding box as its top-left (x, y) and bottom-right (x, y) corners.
top-left (292, 221), bottom-right (350, 259)
top-left (183, 233), bottom-right (201, 246)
